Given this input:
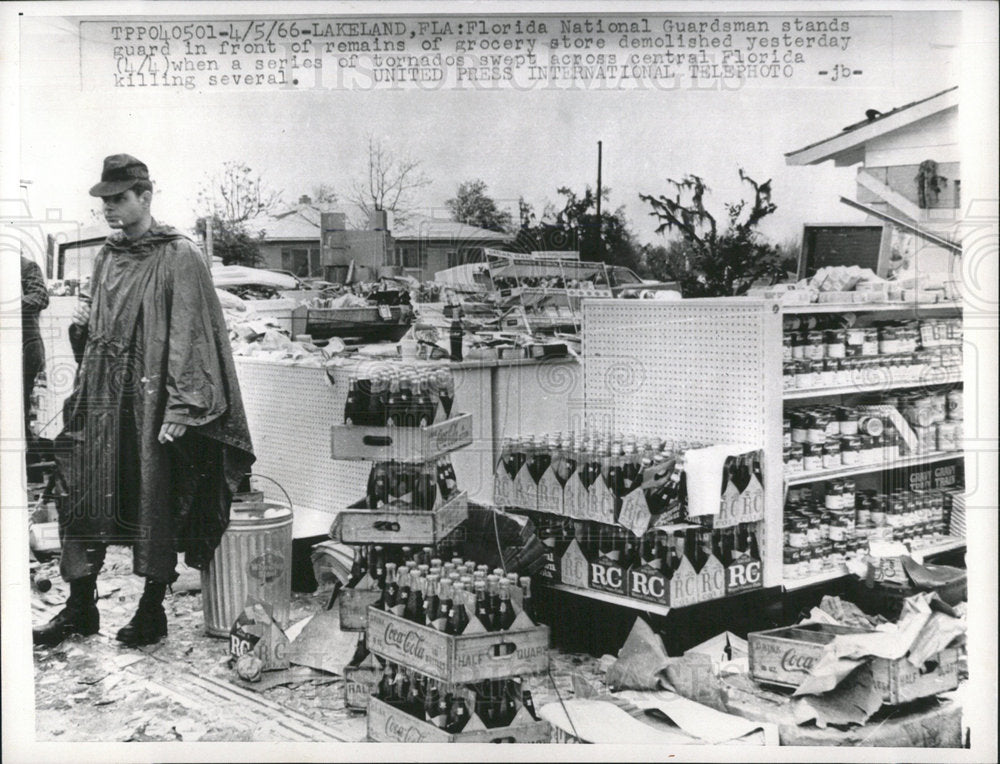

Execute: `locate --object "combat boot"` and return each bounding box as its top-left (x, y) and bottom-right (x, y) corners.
top-left (32, 575), bottom-right (100, 647)
top-left (116, 578), bottom-right (168, 647)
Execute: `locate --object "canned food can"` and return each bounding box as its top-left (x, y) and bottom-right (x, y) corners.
top-left (937, 421), bottom-right (961, 451)
top-left (858, 415), bottom-right (884, 437)
top-left (802, 443), bottom-right (823, 472)
top-left (791, 332), bottom-right (806, 360)
top-left (862, 328), bottom-right (879, 356)
top-left (824, 329), bottom-right (846, 359)
top-left (878, 326), bottom-right (901, 355)
top-left (804, 331), bottom-right (825, 360)
top-left (946, 390), bottom-right (963, 421)
top-left (929, 392), bottom-right (947, 424)
top-left (822, 440), bottom-right (842, 469)
top-left (787, 443), bottom-right (804, 473)
top-left (807, 412), bottom-right (829, 444)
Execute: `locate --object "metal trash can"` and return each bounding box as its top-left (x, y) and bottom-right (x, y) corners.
top-left (201, 487), bottom-right (294, 637)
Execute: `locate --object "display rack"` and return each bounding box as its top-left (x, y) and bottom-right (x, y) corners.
top-left (561, 297), bottom-right (964, 602)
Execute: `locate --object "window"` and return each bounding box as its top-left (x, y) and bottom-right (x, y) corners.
top-left (402, 247), bottom-right (421, 269)
top-left (281, 247), bottom-right (320, 277)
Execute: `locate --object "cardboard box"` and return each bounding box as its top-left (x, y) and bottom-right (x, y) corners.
top-left (558, 539), bottom-right (590, 590)
top-left (335, 492), bottom-right (468, 546)
top-left (626, 565), bottom-right (670, 606)
top-left (749, 624), bottom-right (960, 705)
top-left (331, 413), bottom-right (473, 462)
top-left (588, 557), bottom-right (628, 596)
top-left (367, 696), bottom-right (551, 743)
top-left (366, 607), bottom-right (550, 684)
top-left (725, 550), bottom-right (764, 597)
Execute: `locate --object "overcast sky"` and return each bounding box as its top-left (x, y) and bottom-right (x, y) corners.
top-left (17, 7), bottom-right (962, 249)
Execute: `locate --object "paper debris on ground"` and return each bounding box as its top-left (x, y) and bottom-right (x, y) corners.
top-left (616, 689), bottom-right (772, 744)
top-left (288, 608), bottom-right (359, 674)
top-left (605, 617), bottom-right (672, 691)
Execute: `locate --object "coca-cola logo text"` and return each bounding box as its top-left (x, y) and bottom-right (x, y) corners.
top-left (383, 623), bottom-right (427, 661)
top-left (780, 649), bottom-right (817, 674)
top-left (384, 715), bottom-right (425, 742)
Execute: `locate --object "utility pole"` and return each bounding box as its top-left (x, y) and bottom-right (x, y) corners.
top-left (595, 141), bottom-right (604, 261)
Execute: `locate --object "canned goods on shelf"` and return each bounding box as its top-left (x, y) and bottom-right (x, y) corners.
top-left (946, 389), bottom-right (963, 421)
top-left (937, 421), bottom-right (962, 451)
top-left (803, 331), bottom-right (825, 361)
top-left (878, 325), bottom-right (901, 355)
top-left (858, 415), bottom-right (884, 437)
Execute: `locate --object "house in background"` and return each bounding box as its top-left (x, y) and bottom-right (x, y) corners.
top-left (46, 223), bottom-right (107, 283)
top-left (254, 198), bottom-right (393, 281)
top-left (786, 86), bottom-right (961, 274)
top-left (389, 213), bottom-right (516, 281)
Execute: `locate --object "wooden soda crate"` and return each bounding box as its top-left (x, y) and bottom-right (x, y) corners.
top-left (330, 413), bottom-right (473, 462)
top-left (334, 492), bottom-right (468, 546)
top-left (749, 623), bottom-right (959, 704)
top-left (749, 623), bottom-right (867, 689)
top-left (367, 696), bottom-right (551, 743)
top-left (366, 606), bottom-right (550, 684)
top-left (343, 660), bottom-right (380, 712)
top-left (339, 584), bottom-right (383, 631)
top-left (870, 647), bottom-right (960, 705)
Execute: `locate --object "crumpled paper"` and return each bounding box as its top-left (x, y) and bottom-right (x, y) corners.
top-left (229, 599), bottom-right (291, 672)
top-left (790, 664), bottom-right (883, 728)
top-left (605, 617), bottom-right (672, 691)
top-left (793, 590), bottom-right (965, 697)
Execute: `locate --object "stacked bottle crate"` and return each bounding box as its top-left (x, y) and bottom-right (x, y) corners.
top-left (330, 363), bottom-right (551, 742)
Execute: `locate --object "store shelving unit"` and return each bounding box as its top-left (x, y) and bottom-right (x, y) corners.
top-left (545, 583), bottom-right (672, 616)
top-left (783, 536), bottom-right (968, 592)
top-left (785, 451), bottom-right (964, 486)
top-left (783, 370), bottom-right (962, 400)
top-left (779, 300), bottom-right (966, 590)
top-left (571, 296), bottom-right (966, 602)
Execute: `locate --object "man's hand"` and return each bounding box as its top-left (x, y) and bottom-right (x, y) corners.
top-left (72, 301), bottom-right (91, 326)
top-left (158, 422), bottom-right (187, 443)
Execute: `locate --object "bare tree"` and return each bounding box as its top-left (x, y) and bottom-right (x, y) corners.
top-left (347, 134), bottom-right (431, 227)
top-left (195, 161), bottom-right (283, 223)
top-left (193, 161), bottom-right (283, 267)
top-left (309, 184), bottom-right (339, 207)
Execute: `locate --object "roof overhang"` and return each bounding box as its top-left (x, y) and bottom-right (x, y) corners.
top-left (786, 87), bottom-right (959, 167)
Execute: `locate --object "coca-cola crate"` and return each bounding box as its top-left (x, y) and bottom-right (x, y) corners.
top-left (333, 492), bottom-right (468, 546)
top-left (749, 623), bottom-right (868, 689)
top-left (331, 413), bottom-right (473, 462)
top-left (749, 624), bottom-right (960, 705)
top-left (339, 585), bottom-right (383, 631)
top-left (870, 647), bottom-right (960, 705)
top-left (367, 696), bottom-right (551, 743)
top-left (343, 662), bottom-right (380, 712)
top-left (366, 606), bottom-right (550, 684)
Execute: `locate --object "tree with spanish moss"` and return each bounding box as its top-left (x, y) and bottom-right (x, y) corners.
top-left (639, 170), bottom-right (788, 296)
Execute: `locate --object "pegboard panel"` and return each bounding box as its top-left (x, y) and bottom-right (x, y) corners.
top-left (582, 298), bottom-right (785, 588)
top-left (582, 299), bottom-right (778, 445)
top-left (235, 358), bottom-right (367, 537)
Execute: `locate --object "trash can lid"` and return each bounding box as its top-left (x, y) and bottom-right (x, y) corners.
top-left (229, 499), bottom-right (292, 526)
